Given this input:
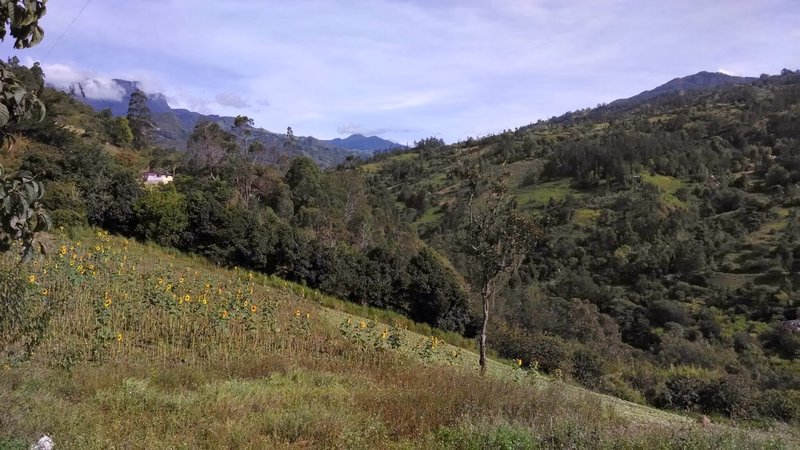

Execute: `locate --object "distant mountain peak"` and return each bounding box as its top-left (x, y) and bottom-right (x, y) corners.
top-left (327, 133), bottom-right (404, 154)
top-left (609, 71), bottom-right (757, 108)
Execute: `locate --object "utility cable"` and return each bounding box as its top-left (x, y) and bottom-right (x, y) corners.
top-left (44, 0), bottom-right (95, 58)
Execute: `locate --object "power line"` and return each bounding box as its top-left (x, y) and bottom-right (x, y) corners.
top-left (44, 0), bottom-right (95, 59)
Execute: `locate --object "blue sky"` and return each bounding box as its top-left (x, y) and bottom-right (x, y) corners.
top-left (3, 0), bottom-right (798, 143)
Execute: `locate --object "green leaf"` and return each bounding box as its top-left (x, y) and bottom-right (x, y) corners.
top-left (29, 25), bottom-right (43, 46)
top-left (0, 102), bottom-right (8, 127)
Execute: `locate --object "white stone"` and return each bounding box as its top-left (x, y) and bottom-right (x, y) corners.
top-left (30, 435), bottom-right (54, 450)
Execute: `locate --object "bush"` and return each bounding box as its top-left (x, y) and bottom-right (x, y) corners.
top-left (707, 374), bottom-right (757, 419)
top-left (600, 372), bottom-right (648, 404)
top-left (527, 333), bottom-right (570, 374)
top-left (656, 366), bottom-right (721, 413)
top-left (50, 209), bottom-right (87, 228)
top-left (0, 268), bottom-right (53, 362)
top-left (570, 347), bottom-right (604, 388)
top-left (759, 323), bottom-right (800, 359)
top-left (757, 389), bottom-right (800, 423)
top-left (134, 187), bottom-right (188, 247)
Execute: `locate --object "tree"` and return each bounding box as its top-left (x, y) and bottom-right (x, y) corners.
top-left (284, 156), bottom-right (321, 211)
top-left (106, 116), bottom-right (133, 147)
top-left (134, 187), bottom-right (188, 247)
top-left (458, 164), bottom-right (542, 374)
top-left (126, 89), bottom-right (154, 149)
top-left (0, 0), bottom-right (50, 260)
top-left (405, 248), bottom-right (471, 332)
top-left (187, 121), bottom-right (237, 175)
top-left (284, 126), bottom-right (296, 153)
top-left (232, 114), bottom-right (254, 155)
top-left (0, 0), bottom-right (46, 49)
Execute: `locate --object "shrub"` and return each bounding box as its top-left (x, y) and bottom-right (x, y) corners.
top-left (571, 347), bottom-right (604, 388)
top-left (527, 333), bottom-right (570, 374)
top-left (0, 268), bottom-right (54, 362)
top-left (134, 187), bottom-right (188, 247)
top-left (656, 366), bottom-right (721, 412)
top-left (757, 389), bottom-right (800, 423)
top-left (50, 209), bottom-right (87, 228)
top-left (707, 374), bottom-right (757, 419)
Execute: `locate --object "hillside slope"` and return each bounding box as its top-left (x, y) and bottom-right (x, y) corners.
top-left (1, 230), bottom-right (794, 449)
top-left (608, 71), bottom-right (756, 109)
top-left (356, 69), bottom-right (800, 423)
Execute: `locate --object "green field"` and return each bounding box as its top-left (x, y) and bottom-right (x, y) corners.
top-left (573, 208), bottom-right (602, 226)
top-left (640, 172), bottom-right (688, 208)
top-left (517, 179), bottom-right (580, 207)
top-left (360, 152), bottom-right (420, 173)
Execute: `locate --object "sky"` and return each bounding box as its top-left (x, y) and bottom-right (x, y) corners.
top-left (2, 0), bottom-right (798, 144)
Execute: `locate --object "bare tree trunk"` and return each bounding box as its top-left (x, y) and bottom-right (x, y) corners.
top-left (479, 293), bottom-right (489, 376)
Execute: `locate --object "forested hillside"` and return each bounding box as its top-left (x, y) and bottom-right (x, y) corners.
top-left (4, 55), bottom-right (800, 425)
top-left (4, 59), bottom-right (472, 337)
top-left (357, 69), bottom-right (800, 421)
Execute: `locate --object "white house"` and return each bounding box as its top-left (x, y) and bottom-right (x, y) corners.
top-left (141, 171), bottom-right (174, 185)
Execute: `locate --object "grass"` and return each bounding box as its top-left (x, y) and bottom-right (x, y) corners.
top-left (412, 206), bottom-right (444, 228)
top-left (1, 229), bottom-right (797, 449)
top-left (574, 208), bottom-right (601, 226)
top-left (517, 178), bottom-right (579, 208)
top-left (705, 272), bottom-right (760, 290)
top-left (359, 152), bottom-right (419, 173)
top-left (745, 219), bottom-right (788, 245)
top-left (640, 172), bottom-right (688, 208)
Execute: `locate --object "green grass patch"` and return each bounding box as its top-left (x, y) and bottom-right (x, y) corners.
top-left (573, 208), bottom-right (601, 226)
top-left (359, 162), bottom-right (381, 173)
top-left (413, 206), bottom-right (444, 228)
top-left (390, 152), bottom-right (420, 162)
top-left (517, 179), bottom-right (578, 207)
top-left (640, 172), bottom-right (687, 208)
top-left (745, 220), bottom-right (788, 245)
top-left (360, 152), bottom-right (420, 174)
top-left (705, 272), bottom-right (759, 290)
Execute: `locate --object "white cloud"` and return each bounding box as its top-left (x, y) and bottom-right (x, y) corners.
top-left (336, 123), bottom-right (415, 137)
top-left (21, 0), bottom-right (799, 142)
top-left (337, 123), bottom-right (367, 135)
top-left (78, 78), bottom-right (127, 101)
top-left (215, 93), bottom-right (250, 108)
top-left (718, 67), bottom-right (739, 76)
top-left (40, 63), bottom-right (125, 100)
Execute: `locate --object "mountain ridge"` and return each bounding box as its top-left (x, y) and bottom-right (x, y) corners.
top-left (328, 133), bottom-right (405, 154)
top-left (608, 70), bottom-right (757, 108)
top-left (66, 79), bottom-right (399, 166)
